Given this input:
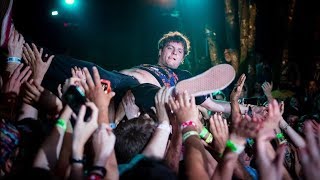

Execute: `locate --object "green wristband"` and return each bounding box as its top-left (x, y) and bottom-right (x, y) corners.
top-left (56, 118), bottom-right (67, 131)
top-left (182, 131), bottom-right (199, 143)
top-left (226, 139), bottom-right (245, 154)
top-left (276, 133), bottom-right (284, 139)
top-left (199, 127), bottom-right (209, 139)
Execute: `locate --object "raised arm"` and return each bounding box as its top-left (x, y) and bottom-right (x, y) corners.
top-left (142, 87), bottom-right (171, 158)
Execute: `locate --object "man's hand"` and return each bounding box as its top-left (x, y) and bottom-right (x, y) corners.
top-left (81, 67), bottom-right (115, 124)
top-left (92, 123), bottom-right (116, 167)
top-left (8, 30), bottom-right (25, 58)
top-left (299, 121), bottom-right (320, 180)
top-left (262, 82), bottom-right (273, 101)
top-left (169, 91), bottom-right (198, 124)
top-left (73, 102), bottom-right (99, 154)
top-left (230, 74), bottom-right (246, 102)
top-left (23, 79), bottom-right (44, 105)
top-left (2, 64), bottom-right (31, 96)
top-left (263, 99), bottom-right (282, 130)
top-left (121, 90), bottom-right (140, 120)
top-left (155, 87), bottom-right (171, 124)
top-left (209, 113), bottom-right (229, 154)
top-left (23, 43), bottom-right (54, 84)
top-left (256, 129), bottom-right (286, 180)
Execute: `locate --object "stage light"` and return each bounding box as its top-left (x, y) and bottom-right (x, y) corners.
top-left (51, 10), bottom-right (59, 16)
top-left (65, 0), bottom-right (75, 5)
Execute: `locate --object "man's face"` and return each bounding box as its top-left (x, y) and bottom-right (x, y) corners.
top-left (158, 42), bottom-right (185, 69)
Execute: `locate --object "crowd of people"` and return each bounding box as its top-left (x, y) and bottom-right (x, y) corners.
top-left (1, 0), bottom-right (320, 179)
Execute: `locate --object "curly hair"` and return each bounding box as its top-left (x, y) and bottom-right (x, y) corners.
top-left (158, 31), bottom-right (191, 56)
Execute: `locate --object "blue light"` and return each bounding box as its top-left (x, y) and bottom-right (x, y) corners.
top-left (51, 10), bottom-right (59, 16)
top-left (65, 0), bottom-right (74, 5)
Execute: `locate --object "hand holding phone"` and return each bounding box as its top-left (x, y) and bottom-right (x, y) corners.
top-left (62, 85), bottom-right (92, 121)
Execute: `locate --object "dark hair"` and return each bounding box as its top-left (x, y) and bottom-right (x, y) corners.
top-left (114, 116), bottom-right (157, 164)
top-left (158, 31), bottom-right (191, 56)
top-left (120, 157), bottom-right (177, 180)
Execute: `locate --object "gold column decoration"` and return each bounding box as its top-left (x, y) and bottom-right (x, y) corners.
top-left (239, 0), bottom-right (249, 64)
top-left (247, 1), bottom-right (256, 53)
top-left (205, 28), bottom-right (221, 66)
top-left (224, 0), bottom-right (239, 73)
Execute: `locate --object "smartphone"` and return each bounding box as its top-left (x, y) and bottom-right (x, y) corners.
top-left (62, 85), bottom-right (91, 121)
top-left (101, 79), bottom-right (111, 93)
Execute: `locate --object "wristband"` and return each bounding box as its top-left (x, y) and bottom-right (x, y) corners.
top-left (180, 120), bottom-right (196, 130)
top-left (109, 122), bottom-right (116, 129)
top-left (90, 166), bottom-right (107, 178)
top-left (276, 132), bottom-right (287, 144)
top-left (7, 57), bottom-right (21, 63)
top-left (157, 123), bottom-right (172, 134)
top-left (70, 157), bottom-right (85, 164)
top-left (199, 127), bottom-right (209, 138)
top-left (182, 131), bottom-right (198, 143)
top-left (56, 118), bottom-right (67, 131)
top-left (205, 133), bottom-right (213, 144)
top-left (226, 140), bottom-right (245, 154)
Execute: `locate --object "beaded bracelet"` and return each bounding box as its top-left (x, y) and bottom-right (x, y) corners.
top-left (182, 131), bottom-right (198, 143)
top-left (180, 120), bottom-right (196, 130)
top-left (56, 118), bottom-right (67, 131)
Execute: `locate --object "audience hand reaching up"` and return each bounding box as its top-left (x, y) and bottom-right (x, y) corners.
top-left (2, 63), bottom-right (31, 96)
top-left (73, 102), bottom-right (99, 155)
top-left (299, 121), bottom-right (320, 180)
top-left (81, 67), bottom-right (115, 112)
top-left (92, 123), bottom-right (116, 167)
top-left (209, 113), bottom-right (229, 154)
top-left (169, 91), bottom-right (198, 125)
top-left (256, 129), bottom-right (286, 180)
top-left (8, 29), bottom-right (25, 59)
top-left (155, 87), bottom-right (171, 124)
top-left (121, 90), bottom-right (140, 120)
top-left (23, 43), bottom-right (54, 84)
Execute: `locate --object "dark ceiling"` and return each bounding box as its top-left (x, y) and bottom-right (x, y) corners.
top-left (12, 0), bottom-right (320, 80)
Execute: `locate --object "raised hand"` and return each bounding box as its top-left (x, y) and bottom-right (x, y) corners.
top-left (121, 90), bottom-right (140, 120)
top-left (23, 79), bottom-right (44, 105)
top-left (261, 81), bottom-right (273, 101)
top-left (299, 122), bottom-right (320, 180)
top-left (73, 102), bottom-right (99, 152)
top-left (168, 91), bottom-right (198, 124)
top-left (92, 123), bottom-right (116, 167)
top-left (81, 67), bottom-right (115, 112)
top-left (71, 66), bottom-right (86, 83)
top-left (256, 129), bottom-right (286, 180)
top-left (2, 64), bottom-right (31, 96)
top-left (155, 87), bottom-right (171, 124)
top-left (263, 99), bottom-right (282, 130)
top-left (8, 30), bottom-right (25, 58)
top-left (22, 43), bottom-right (54, 84)
top-left (230, 74), bottom-right (246, 102)
top-left (209, 113), bottom-right (229, 154)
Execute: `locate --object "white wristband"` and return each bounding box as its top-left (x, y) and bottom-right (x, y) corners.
top-left (7, 57), bottom-right (21, 63)
top-left (157, 122), bottom-right (172, 134)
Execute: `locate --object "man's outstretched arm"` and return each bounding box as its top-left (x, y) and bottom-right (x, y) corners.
top-left (200, 98), bottom-right (249, 114)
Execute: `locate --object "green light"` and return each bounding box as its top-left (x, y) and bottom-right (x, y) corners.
top-left (65, 0), bottom-right (74, 5)
top-left (51, 11), bottom-right (59, 16)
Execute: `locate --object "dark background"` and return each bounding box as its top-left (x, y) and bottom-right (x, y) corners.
top-left (12, 0), bottom-right (320, 83)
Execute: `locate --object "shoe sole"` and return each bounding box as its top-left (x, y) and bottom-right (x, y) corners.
top-left (175, 64), bottom-right (235, 97)
top-left (0, 0), bottom-right (13, 47)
